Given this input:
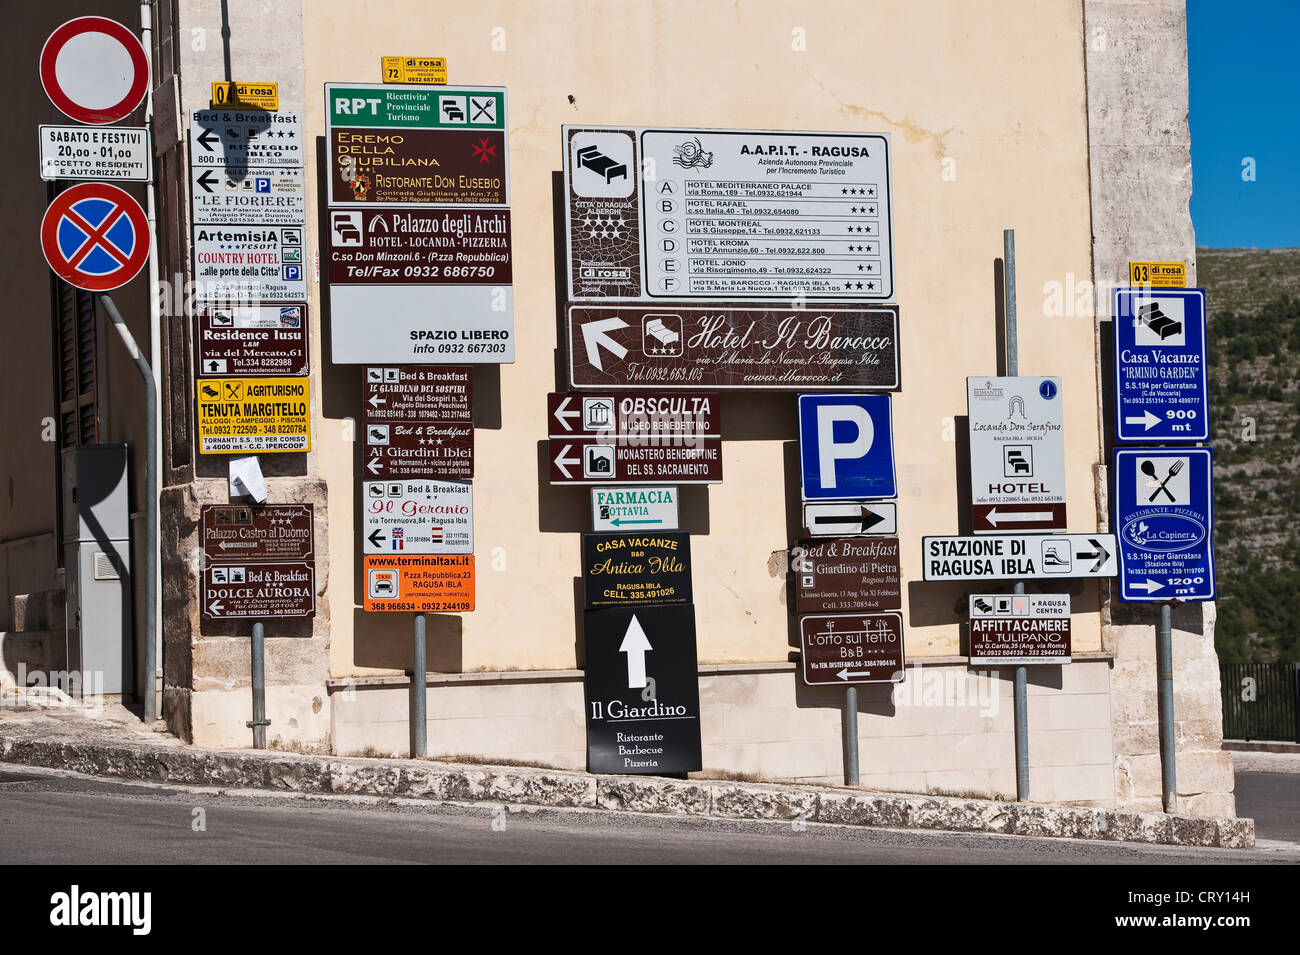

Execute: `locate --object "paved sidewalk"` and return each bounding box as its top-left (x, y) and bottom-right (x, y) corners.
top-left (0, 706), bottom-right (1255, 849)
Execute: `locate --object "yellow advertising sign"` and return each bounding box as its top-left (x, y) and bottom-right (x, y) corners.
top-left (1128, 261), bottom-right (1186, 288)
top-left (210, 82), bottom-right (280, 111)
top-left (381, 56), bottom-right (448, 85)
top-left (197, 378), bottom-right (310, 454)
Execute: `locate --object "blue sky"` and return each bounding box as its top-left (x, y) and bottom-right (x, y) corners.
top-left (1188, 0), bottom-right (1300, 248)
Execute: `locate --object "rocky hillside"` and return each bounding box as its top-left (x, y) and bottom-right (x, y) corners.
top-left (1199, 247), bottom-right (1300, 662)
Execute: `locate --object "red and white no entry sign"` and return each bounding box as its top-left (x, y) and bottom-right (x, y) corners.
top-left (41, 183), bottom-right (150, 292)
top-left (40, 17), bottom-right (148, 125)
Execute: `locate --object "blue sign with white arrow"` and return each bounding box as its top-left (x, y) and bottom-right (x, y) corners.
top-left (1113, 287), bottom-right (1209, 441)
top-left (1114, 447), bottom-right (1215, 602)
top-left (798, 394), bottom-right (897, 500)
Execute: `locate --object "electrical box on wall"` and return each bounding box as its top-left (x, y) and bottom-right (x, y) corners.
top-left (61, 445), bottom-right (132, 697)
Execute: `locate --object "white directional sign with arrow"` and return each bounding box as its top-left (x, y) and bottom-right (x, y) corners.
top-left (362, 480), bottom-right (473, 555)
top-left (188, 110), bottom-right (304, 167)
top-left (803, 502), bottom-right (897, 537)
top-left (921, 533), bottom-right (1117, 582)
top-left (591, 486), bottom-right (679, 532)
top-left (190, 165), bottom-right (305, 226)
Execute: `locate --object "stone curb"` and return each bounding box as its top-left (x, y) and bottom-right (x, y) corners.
top-left (1223, 740), bottom-right (1300, 754)
top-left (0, 732), bottom-right (1255, 849)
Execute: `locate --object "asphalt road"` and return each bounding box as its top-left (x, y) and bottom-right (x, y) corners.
top-left (1234, 769), bottom-right (1300, 845)
top-left (0, 765), bottom-right (1295, 864)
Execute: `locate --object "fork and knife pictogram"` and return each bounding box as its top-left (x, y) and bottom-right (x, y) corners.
top-left (1141, 459), bottom-right (1183, 502)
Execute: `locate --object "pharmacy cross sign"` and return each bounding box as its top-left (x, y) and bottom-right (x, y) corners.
top-left (40, 183), bottom-right (150, 291)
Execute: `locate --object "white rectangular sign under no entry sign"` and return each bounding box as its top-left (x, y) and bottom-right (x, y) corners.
top-left (39, 125), bottom-right (151, 181)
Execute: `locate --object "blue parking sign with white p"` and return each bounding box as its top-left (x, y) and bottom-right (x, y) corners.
top-left (1114, 288), bottom-right (1209, 441)
top-left (1114, 447), bottom-right (1215, 602)
top-left (798, 394), bottom-right (896, 500)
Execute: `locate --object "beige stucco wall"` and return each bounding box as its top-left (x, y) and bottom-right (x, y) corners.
top-left (332, 659), bottom-right (1117, 804)
top-left (298, 0), bottom-right (1103, 677)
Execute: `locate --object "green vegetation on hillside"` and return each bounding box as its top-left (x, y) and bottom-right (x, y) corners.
top-left (1199, 248), bottom-right (1300, 663)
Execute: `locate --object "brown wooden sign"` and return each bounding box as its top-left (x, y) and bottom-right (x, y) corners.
top-left (547, 392), bottom-right (719, 439)
top-left (330, 129), bottom-right (508, 205)
top-left (363, 366), bottom-right (472, 422)
top-left (196, 303), bottom-right (308, 377)
top-left (582, 532), bottom-right (692, 607)
top-left (201, 504), bottom-right (314, 562)
top-left (567, 303), bottom-right (900, 390)
top-left (799, 612), bottom-right (905, 686)
top-left (363, 421), bottom-right (473, 480)
top-left (793, 537), bottom-right (901, 613)
top-left (549, 437), bottom-right (722, 485)
top-left (328, 209), bottom-right (511, 286)
top-left (200, 504), bottom-right (315, 620)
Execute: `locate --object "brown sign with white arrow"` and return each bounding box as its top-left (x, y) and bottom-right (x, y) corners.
top-left (363, 366), bottom-right (472, 422)
top-left (567, 303), bottom-right (900, 391)
top-left (799, 612), bottom-right (905, 686)
top-left (363, 421), bottom-right (473, 480)
top-left (549, 437), bottom-right (722, 485)
top-left (200, 504), bottom-right (316, 620)
top-left (971, 502), bottom-right (1067, 533)
top-left (547, 391), bottom-right (719, 438)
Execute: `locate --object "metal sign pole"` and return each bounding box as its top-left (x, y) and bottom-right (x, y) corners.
top-left (248, 620), bottom-right (268, 748)
top-left (1003, 229), bottom-right (1030, 802)
top-left (844, 684), bottom-right (860, 785)
top-left (410, 613), bottom-right (427, 757)
top-left (1157, 601), bottom-right (1177, 811)
top-left (99, 295), bottom-right (157, 720)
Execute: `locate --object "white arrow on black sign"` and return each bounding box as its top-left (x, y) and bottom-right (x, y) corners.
top-left (620, 614), bottom-right (652, 689)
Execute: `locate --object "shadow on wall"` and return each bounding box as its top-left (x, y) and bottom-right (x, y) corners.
top-left (351, 607), bottom-right (462, 672)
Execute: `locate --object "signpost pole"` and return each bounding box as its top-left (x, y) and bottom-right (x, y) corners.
top-left (844, 684), bottom-right (860, 785)
top-left (1003, 228), bottom-right (1030, 802)
top-left (249, 620), bottom-right (268, 749)
top-left (1157, 601), bottom-right (1177, 812)
top-left (410, 613), bottom-right (427, 758)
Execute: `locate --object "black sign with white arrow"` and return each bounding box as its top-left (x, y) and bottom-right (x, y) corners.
top-left (583, 604), bottom-right (702, 775)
